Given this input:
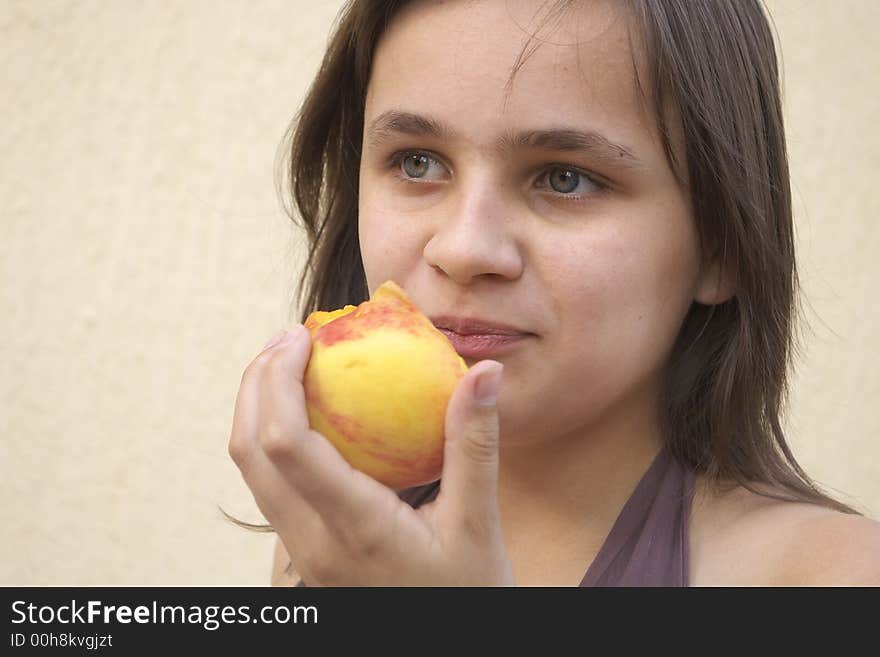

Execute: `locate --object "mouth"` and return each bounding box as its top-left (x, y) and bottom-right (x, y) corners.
top-left (430, 315), bottom-right (535, 360)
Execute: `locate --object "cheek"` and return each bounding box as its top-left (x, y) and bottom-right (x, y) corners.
top-left (546, 219), bottom-right (700, 387)
top-left (624, 229), bottom-right (699, 343)
top-left (611, 225), bottom-right (700, 323)
top-left (358, 185), bottom-right (427, 288)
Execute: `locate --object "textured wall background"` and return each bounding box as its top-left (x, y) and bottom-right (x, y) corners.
top-left (1, 0), bottom-right (877, 585)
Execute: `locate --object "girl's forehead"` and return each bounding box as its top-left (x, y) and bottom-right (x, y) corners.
top-left (367, 0), bottom-right (657, 155)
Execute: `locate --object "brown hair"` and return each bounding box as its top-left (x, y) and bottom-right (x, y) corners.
top-left (269, 0), bottom-right (858, 515)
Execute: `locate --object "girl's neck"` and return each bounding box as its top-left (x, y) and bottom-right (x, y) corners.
top-left (496, 390), bottom-right (665, 536)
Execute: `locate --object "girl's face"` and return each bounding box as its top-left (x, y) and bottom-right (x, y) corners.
top-left (358, 0), bottom-right (709, 446)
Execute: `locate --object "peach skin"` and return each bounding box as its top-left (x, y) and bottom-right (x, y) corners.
top-left (303, 281), bottom-right (469, 489)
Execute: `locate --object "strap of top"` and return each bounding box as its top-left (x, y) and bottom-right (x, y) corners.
top-left (579, 446), bottom-right (694, 586)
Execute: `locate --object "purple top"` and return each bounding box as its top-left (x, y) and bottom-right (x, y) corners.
top-left (579, 446), bottom-right (694, 586)
top-left (296, 445), bottom-right (695, 587)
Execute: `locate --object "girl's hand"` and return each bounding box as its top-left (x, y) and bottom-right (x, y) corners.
top-left (228, 324), bottom-right (515, 586)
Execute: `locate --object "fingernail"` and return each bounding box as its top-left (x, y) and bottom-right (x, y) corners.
top-left (473, 362), bottom-right (503, 408)
top-left (279, 324), bottom-right (306, 346)
top-left (263, 330), bottom-right (287, 349)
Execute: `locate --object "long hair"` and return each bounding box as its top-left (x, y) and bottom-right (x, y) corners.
top-left (276, 0), bottom-right (858, 514)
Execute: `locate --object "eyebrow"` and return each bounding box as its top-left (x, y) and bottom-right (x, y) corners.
top-left (366, 110), bottom-right (642, 169)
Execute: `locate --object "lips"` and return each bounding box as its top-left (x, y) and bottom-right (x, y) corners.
top-left (430, 316), bottom-right (534, 359)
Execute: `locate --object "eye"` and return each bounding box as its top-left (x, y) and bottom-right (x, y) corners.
top-left (538, 166), bottom-right (604, 197)
top-left (549, 168), bottom-right (579, 193)
top-left (403, 153), bottom-right (430, 178)
top-left (391, 151), bottom-right (448, 182)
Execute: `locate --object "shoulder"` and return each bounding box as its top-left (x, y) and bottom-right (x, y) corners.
top-left (779, 509), bottom-right (880, 585)
top-left (689, 476), bottom-right (880, 586)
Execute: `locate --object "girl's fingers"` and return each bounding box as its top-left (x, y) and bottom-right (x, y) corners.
top-left (261, 325), bottom-right (313, 439)
top-left (228, 339), bottom-right (274, 474)
top-left (237, 324), bottom-right (409, 580)
top-left (239, 446), bottom-right (326, 576)
top-left (229, 328), bottom-right (326, 573)
top-left (259, 328), bottom-right (402, 539)
top-left (437, 361), bottom-right (504, 536)
top-left (230, 326), bottom-right (309, 473)
top-left (262, 329), bottom-right (289, 351)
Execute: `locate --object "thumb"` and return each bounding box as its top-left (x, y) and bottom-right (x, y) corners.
top-left (440, 360), bottom-right (504, 522)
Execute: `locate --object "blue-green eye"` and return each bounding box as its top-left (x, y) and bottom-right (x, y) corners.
top-left (548, 168), bottom-right (580, 193)
top-left (392, 151), bottom-right (447, 181)
top-left (540, 166), bottom-right (603, 197)
top-left (402, 153), bottom-right (431, 178)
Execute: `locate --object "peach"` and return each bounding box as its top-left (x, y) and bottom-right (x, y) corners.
top-left (303, 281), bottom-right (468, 489)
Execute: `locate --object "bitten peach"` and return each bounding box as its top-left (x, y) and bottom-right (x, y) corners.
top-left (303, 281), bottom-right (468, 489)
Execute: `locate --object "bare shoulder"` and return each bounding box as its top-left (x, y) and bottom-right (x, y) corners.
top-left (271, 536), bottom-right (300, 587)
top-left (781, 507), bottom-right (880, 585)
top-left (689, 476), bottom-right (880, 586)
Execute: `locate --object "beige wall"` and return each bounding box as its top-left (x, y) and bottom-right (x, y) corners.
top-left (1, 0), bottom-right (877, 585)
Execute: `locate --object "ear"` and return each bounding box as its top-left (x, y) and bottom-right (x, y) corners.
top-left (694, 250), bottom-right (736, 306)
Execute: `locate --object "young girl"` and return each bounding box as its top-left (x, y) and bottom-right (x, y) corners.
top-left (228, 0), bottom-right (880, 586)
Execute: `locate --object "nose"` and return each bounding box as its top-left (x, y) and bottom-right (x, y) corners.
top-left (422, 176), bottom-right (524, 285)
